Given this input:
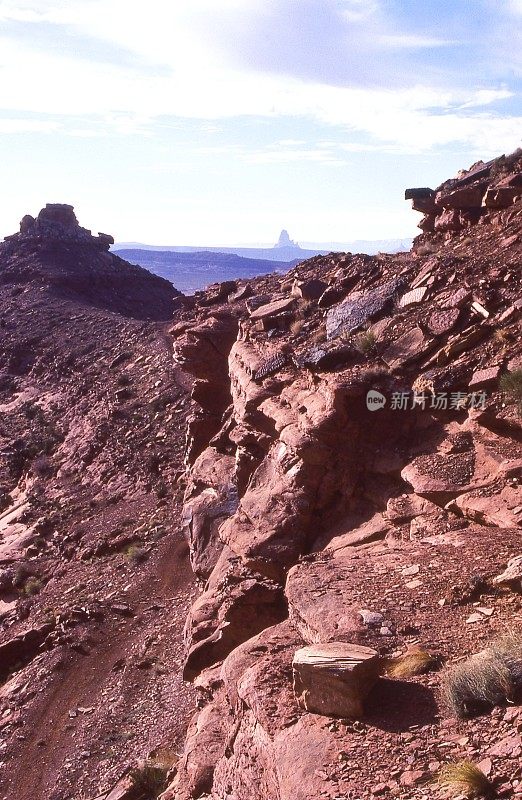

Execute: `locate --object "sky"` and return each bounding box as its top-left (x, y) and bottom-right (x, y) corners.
top-left (0, 0), bottom-right (521, 246)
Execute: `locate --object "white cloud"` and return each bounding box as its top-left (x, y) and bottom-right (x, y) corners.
top-left (241, 148), bottom-right (348, 165)
top-left (0, 0), bottom-right (519, 158)
top-left (378, 34), bottom-right (455, 49)
top-left (342, 0), bottom-right (380, 22)
top-left (0, 117), bottom-right (59, 133)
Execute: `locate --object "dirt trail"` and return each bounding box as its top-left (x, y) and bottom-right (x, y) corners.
top-left (4, 527), bottom-right (196, 800)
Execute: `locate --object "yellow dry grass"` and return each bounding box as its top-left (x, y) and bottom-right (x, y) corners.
top-left (383, 650), bottom-right (436, 678)
top-left (438, 761), bottom-right (493, 798)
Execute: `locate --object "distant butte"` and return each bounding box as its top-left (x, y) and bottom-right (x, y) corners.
top-left (274, 229), bottom-right (299, 248)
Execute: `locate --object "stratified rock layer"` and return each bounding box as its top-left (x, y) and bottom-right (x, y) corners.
top-left (162, 148), bottom-right (522, 800)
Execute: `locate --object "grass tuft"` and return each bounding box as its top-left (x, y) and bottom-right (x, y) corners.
top-left (129, 761), bottom-right (169, 799)
top-left (125, 544), bottom-right (148, 565)
top-left (383, 649), bottom-right (438, 678)
top-left (438, 761), bottom-right (493, 798)
top-left (443, 632), bottom-right (522, 718)
top-left (290, 319), bottom-right (305, 336)
top-left (500, 369), bottom-right (522, 415)
top-left (354, 330), bottom-right (377, 355)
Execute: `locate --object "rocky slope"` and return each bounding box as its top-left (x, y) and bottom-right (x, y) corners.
top-left (0, 206), bottom-right (195, 800)
top-left (1, 150), bottom-right (522, 800)
top-left (161, 152), bottom-right (521, 800)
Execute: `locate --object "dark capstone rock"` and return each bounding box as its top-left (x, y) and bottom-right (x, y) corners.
top-left (405, 188), bottom-right (434, 200)
top-left (326, 277), bottom-right (405, 341)
top-left (37, 203), bottom-right (78, 227)
top-left (13, 203), bottom-right (113, 252)
top-left (95, 233), bottom-right (115, 251)
top-left (20, 215), bottom-right (35, 234)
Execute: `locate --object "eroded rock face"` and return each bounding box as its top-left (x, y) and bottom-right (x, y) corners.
top-left (160, 150), bottom-right (522, 800)
top-left (183, 548), bottom-right (287, 680)
top-left (407, 150), bottom-right (522, 245)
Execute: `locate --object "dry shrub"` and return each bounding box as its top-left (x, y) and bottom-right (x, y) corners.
top-left (125, 544), bottom-right (148, 564)
top-left (383, 649), bottom-right (437, 678)
top-left (129, 761), bottom-right (170, 799)
top-left (416, 242), bottom-right (437, 256)
top-left (443, 632), bottom-right (522, 718)
top-left (438, 761), bottom-right (493, 798)
top-left (309, 326), bottom-right (326, 344)
top-left (290, 319), bottom-right (305, 336)
top-left (354, 330), bottom-right (377, 355)
top-left (500, 369), bottom-right (522, 415)
top-left (22, 576), bottom-right (42, 596)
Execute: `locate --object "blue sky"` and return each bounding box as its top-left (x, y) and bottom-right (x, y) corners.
top-left (0, 0), bottom-right (521, 245)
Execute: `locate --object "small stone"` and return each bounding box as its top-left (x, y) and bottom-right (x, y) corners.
top-left (359, 610), bottom-right (383, 627)
top-left (477, 757), bottom-right (492, 776)
top-left (400, 769), bottom-right (427, 787)
top-left (466, 613), bottom-right (485, 624)
top-left (402, 564), bottom-right (420, 576)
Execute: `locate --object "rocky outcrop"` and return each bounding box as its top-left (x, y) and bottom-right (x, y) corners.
top-left (165, 149), bottom-right (522, 800)
top-left (0, 204), bottom-right (181, 320)
top-left (13, 203), bottom-right (114, 251)
top-left (3, 163), bottom-right (522, 799)
top-left (406, 149), bottom-right (522, 243)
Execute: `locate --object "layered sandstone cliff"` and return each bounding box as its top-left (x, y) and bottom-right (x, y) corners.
top-left (163, 151), bottom-right (522, 800)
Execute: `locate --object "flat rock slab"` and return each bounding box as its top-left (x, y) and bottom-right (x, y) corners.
top-left (292, 642), bottom-right (380, 718)
top-left (398, 286), bottom-right (428, 308)
top-left (450, 485), bottom-right (522, 528)
top-left (401, 452), bottom-right (475, 502)
top-left (440, 287), bottom-right (471, 309)
top-left (250, 297), bottom-right (295, 320)
top-left (326, 277), bottom-right (404, 340)
top-left (427, 308), bottom-right (460, 336)
top-left (469, 365), bottom-right (500, 389)
top-left (383, 327), bottom-right (427, 370)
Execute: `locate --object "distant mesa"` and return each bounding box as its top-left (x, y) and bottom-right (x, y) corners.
top-left (10, 203), bottom-right (114, 251)
top-left (274, 229), bottom-right (300, 249)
